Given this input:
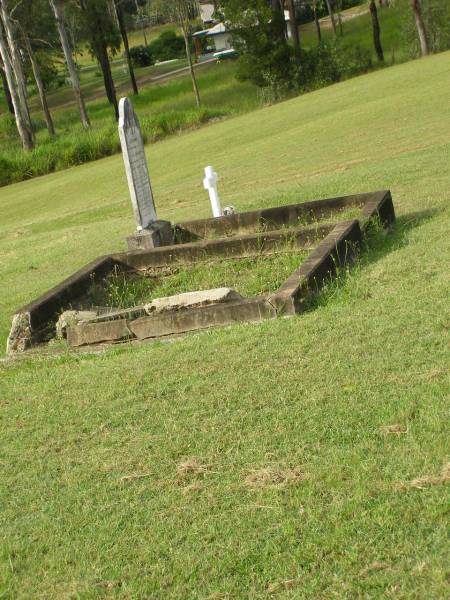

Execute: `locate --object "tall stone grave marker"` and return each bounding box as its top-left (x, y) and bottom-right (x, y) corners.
top-left (119, 97), bottom-right (173, 250)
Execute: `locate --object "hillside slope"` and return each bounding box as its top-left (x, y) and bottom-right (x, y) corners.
top-left (0, 52), bottom-right (449, 598)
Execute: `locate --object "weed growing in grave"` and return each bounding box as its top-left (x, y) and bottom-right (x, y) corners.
top-left (90, 247), bottom-right (310, 309)
top-left (253, 204), bottom-right (363, 236)
top-left (87, 267), bottom-right (154, 308)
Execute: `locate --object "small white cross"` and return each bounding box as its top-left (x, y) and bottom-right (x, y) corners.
top-left (203, 166), bottom-right (222, 218)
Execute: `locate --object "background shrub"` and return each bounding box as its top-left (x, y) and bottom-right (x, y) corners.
top-left (128, 45), bottom-right (154, 67)
top-left (149, 30), bottom-right (185, 62)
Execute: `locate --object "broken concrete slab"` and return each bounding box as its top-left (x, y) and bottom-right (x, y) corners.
top-left (85, 306), bottom-right (147, 324)
top-left (65, 297), bottom-right (276, 348)
top-left (6, 312), bottom-right (32, 354)
top-left (66, 319), bottom-right (133, 348)
top-left (145, 288), bottom-right (243, 314)
top-left (132, 297), bottom-right (276, 340)
top-left (56, 310), bottom-right (101, 338)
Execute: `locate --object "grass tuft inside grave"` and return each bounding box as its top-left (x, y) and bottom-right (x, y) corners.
top-left (89, 247), bottom-right (310, 309)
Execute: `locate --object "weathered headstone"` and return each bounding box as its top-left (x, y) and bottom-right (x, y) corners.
top-left (118, 97), bottom-right (173, 250)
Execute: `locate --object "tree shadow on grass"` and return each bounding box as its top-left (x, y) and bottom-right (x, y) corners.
top-left (304, 207), bottom-right (441, 312)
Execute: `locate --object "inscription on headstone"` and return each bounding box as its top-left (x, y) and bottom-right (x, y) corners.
top-left (119, 97), bottom-right (157, 230)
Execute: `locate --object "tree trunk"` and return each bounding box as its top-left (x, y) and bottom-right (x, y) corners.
top-left (181, 24), bottom-right (200, 108)
top-left (337, 2), bottom-right (343, 37)
top-left (0, 64), bottom-right (14, 114)
top-left (325, 0), bottom-right (337, 37)
top-left (0, 23), bottom-right (33, 150)
top-left (24, 35), bottom-right (55, 136)
top-left (0, 0), bottom-right (33, 135)
top-left (286, 0), bottom-right (300, 62)
top-left (49, 0), bottom-right (90, 129)
top-left (96, 38), bottom-right (119, 119)
top-left (369, 0), bottom-right (384, 61)
top-left (313, 0), bottom-right (322, 43)
top-left (114, 0), bottom-right (138, 95)
top-left (410, 0), bottom-right (429, 56)
top-left (84, 4), bottom-right (118, 120)
top-left (271, 0), bottom-right (287, 42)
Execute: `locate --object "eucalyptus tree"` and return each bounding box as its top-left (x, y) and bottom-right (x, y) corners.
top-left (311, 0), bottom-right (322, 42)
top-left (113, 0), bottom-right (138, 95)
top-left (0, 61), bottom-right (14, 114)
top-left (217, 0), bottom-right (294, 94)
top-left (49, 0), bottom-right (90, 128)
top-left (77, 0), bottom-right (121, 119)
top-left (15, 0), bottom-right (57, 136)
top-left (161, 0), bottom-right (201, 108)
top-left (0, 0), bottom-right (33, 135)
top-left (284, 0), bottom-right (300, 64)
top-left (324, 0), bottom-right (337, 36)
top-left (369, 0), bottom-right (384, 61)
top-left (0, 12), bottom-right (34, 149)
top-left (410, 0), bottom-right (429, 56)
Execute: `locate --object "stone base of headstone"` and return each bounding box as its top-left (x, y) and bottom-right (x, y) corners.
top-left (127, 220), bottom-right (173, 251)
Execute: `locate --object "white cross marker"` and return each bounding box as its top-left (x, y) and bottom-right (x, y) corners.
top-left (203, 165), bottom-right (222, 218)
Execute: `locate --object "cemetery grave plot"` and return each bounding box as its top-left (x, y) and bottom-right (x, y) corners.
top-left (6, 189), bottom-right (396, 354)
top-left (6, 98), bottom-right (396, 353)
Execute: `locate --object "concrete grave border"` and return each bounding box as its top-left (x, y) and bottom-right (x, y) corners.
top-left (6, 190), bottom-right (395, 353)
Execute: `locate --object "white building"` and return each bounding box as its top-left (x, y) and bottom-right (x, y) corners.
top-left (193, 22), bottom-right (233, 55)
top-left (194, 7), bottom-right (295, 58)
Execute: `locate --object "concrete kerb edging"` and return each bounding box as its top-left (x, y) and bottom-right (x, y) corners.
top-left (111, 222), bottom-right (334, 271)
top-left (6, 191), bottom-right (395, 354)
top-left (175, 191), bottom-right (376, 240)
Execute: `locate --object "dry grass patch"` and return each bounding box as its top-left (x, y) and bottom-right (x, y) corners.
top-left (176, 457), bottom-right (210, 477)
top-left (381, 424), bottom-right (408, 434)
top-left (397, 463), bottom-right (450, 490)
top-left (267, 576), bottom-right (302, 594)
top-left (244, 466), bottom-right (305, 488)
top-left (360, 561), bottom-right (392, 577)
top-left (181, 481), bottom-right (204, 494)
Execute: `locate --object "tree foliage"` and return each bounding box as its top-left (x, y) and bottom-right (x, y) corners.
top-left (218, 0), bottom-right (295, 95)
top-left (400, 0), bottom-right (450, 56)
top-left (149, 30), bottom-right (185, 62)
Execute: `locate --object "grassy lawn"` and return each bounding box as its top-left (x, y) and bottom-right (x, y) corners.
top-left (1, 2), bottom-right (449, 188)
top-left (0, 51), bottom-right (449, 598)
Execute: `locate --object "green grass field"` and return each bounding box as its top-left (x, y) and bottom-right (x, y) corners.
top-left (1, 2), bottom-right (449, 189)
top-left (0, 51), bottom-right (449, 598)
